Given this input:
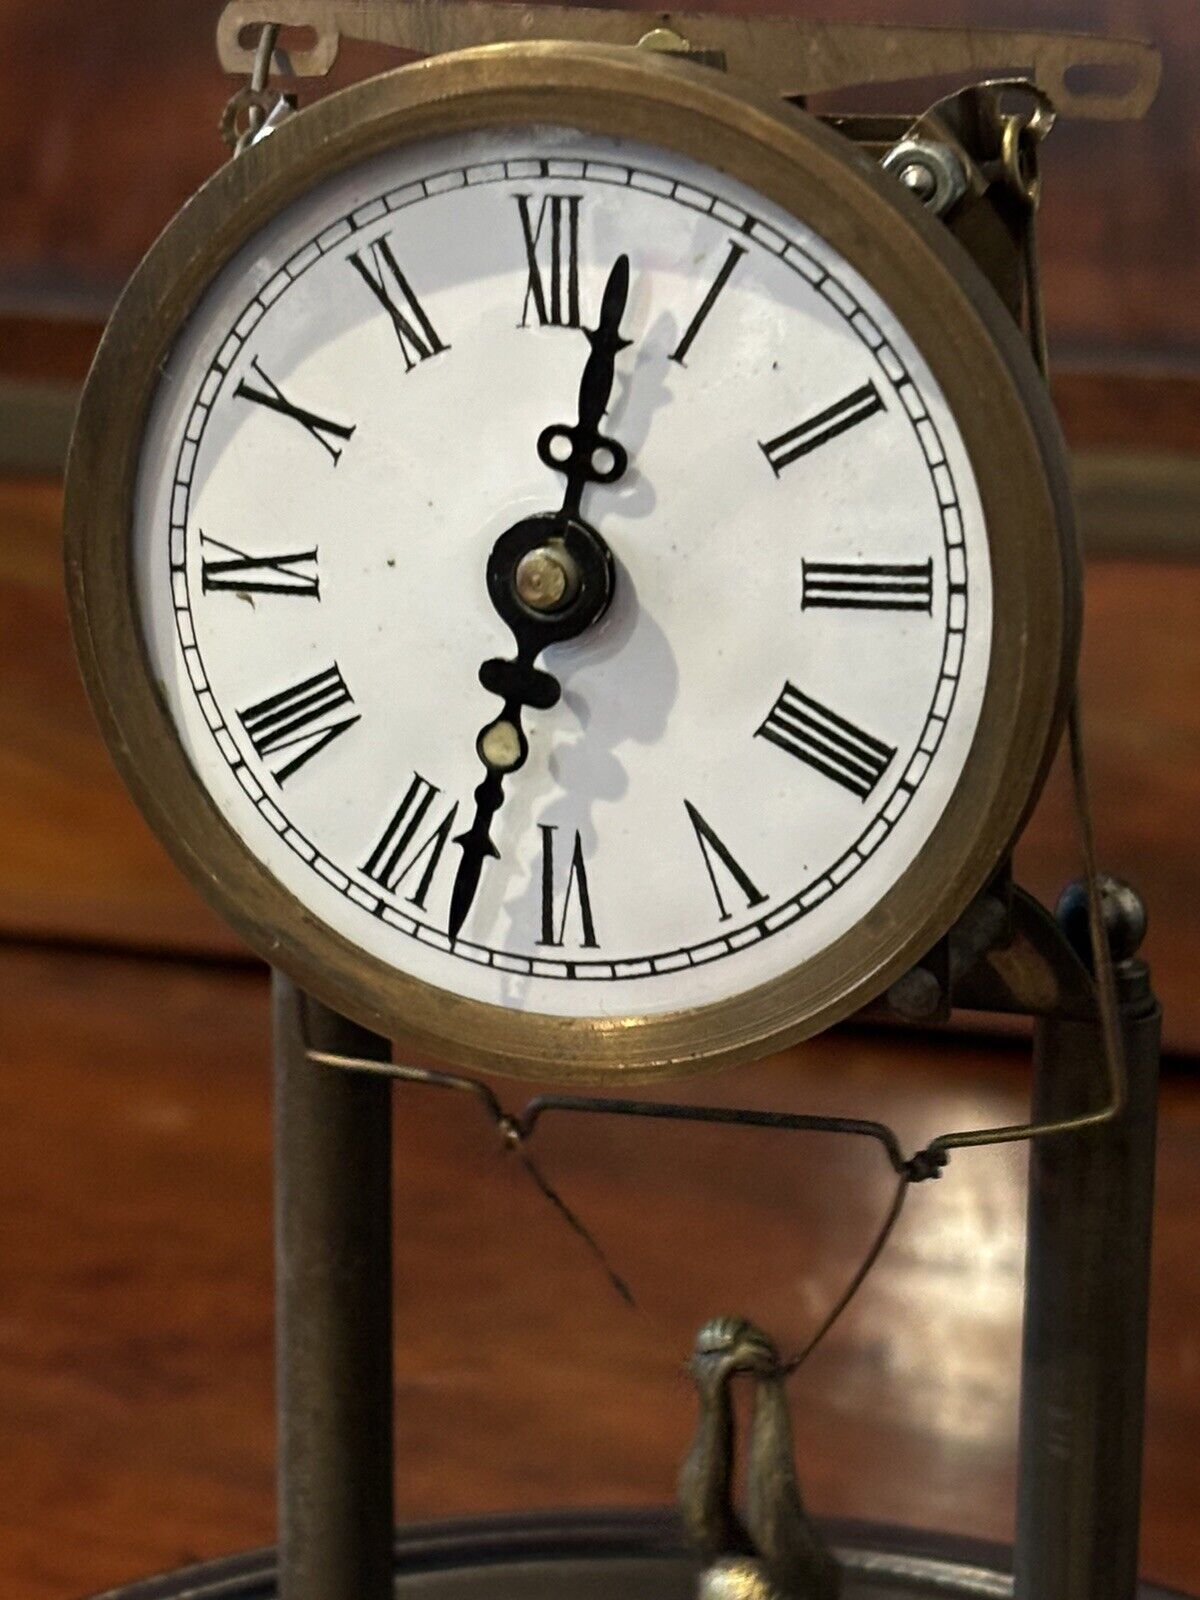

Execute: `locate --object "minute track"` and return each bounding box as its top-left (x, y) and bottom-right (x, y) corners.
top-left (168, 147), bottom-right (973, 984)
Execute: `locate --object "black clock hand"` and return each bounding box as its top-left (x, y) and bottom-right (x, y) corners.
top-left (449, 256), bottom-right (632, 942)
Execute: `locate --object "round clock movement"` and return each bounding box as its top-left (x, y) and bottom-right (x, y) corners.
top-left (65, 43), bottom-right (1077, 1080)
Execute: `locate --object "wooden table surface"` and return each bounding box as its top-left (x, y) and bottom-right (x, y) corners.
top-left (2, 943), bottom-right (1198, 1600)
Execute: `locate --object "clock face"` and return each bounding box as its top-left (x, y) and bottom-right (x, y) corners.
top-left (133, 121), bottom-right (992, 1022)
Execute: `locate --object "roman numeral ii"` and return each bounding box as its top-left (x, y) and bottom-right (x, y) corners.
top-left (760, 381), bottom-right (885, 475)
top-left (756, 683), bottom-right (895, 800)
top-left (238, 664), bottom-right (360, 785)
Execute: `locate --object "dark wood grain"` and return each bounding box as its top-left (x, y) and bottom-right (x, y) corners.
top-left (0, 945), bottom-right (1197, 1599)
top-left (0, 0), bottom-right (1196, 367)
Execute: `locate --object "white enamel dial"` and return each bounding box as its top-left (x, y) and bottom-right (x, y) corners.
top-left (133, 123), bottom-right (992, 1020)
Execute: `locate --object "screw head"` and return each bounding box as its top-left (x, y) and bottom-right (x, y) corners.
top-left (514, 545), bottom-right (577, 613)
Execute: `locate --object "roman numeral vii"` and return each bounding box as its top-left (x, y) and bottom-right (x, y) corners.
top-left (760, 381), bottom-right (885, 475)
top-left (348, 236), bottom-right (449, 370)
top-left (362, 773), bottom-right (458, 911)
top-left (756, 683), bottom-right (895, 800)
top-left (238, 664), bottom-right (359, 785)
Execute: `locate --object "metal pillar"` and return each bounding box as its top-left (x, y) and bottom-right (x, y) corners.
top-left (1014, 949), bottom-right (1161, 1600)
top-left (272, 973), bottom-right (395, 1600)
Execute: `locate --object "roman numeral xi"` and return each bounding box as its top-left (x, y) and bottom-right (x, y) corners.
top-left (238, 663), bottom-right (359, 786)
top-left (757, 683), bottom-right (895, 800)
top-left (200, 533), bottom-right (319, 598)
top-left (760, 381), bottom-right (885, 476)
top-left (349, 236), bottom-right (448, 370)
top-left (515, 193), bottom-right (581, 328)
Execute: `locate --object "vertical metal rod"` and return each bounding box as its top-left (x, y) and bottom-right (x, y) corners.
top-left (1014, 958), bottom-right (1161, 1600)
top-left (272, 972), bottom-right (394, 1600)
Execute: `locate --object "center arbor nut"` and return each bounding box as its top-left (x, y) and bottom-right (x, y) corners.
top-left (513, 543), bottom-right (580, 614)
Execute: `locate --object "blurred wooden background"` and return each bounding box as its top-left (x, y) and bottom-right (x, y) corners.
top-left (1, 2), bottom-right (1198, 1598)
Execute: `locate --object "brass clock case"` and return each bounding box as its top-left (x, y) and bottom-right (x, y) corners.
top-left (65, 42), bottom-right (1079, 1083)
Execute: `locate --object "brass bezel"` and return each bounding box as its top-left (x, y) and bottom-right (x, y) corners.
top-left (64, 42), bottom-right (1079, 1083)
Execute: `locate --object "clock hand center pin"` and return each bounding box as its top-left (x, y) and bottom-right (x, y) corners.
top-left (448, 255), bottom-right (632, 942)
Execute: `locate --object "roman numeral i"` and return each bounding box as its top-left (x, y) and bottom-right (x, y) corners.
top-left (760, 380), bottom-right (885, 475)
top-left (200, 533), bottom-right (319, 598)
top-left (756, 683), bottom-right (895, 800)
top-left (802, 559), bottom-right (933, 613)
top-left (515, 193), bottom-right (581, 328)
top-left (238, 663), bottom-right (359, 786)
top-left (670, 240), bottom-right (747, 366)
top-left (234, 358), bottom-right (355, 463)
top-left (362, 773), bottom-right (458, 911)
top-left (538, 824), bottom-right (597, 948)
top-left (348, 236), bottom-right (448, 370)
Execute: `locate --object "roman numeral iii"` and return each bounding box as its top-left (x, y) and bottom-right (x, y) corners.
top-left (760, 381), bottom-right (886, 475)
top-left (756, 683), bottom-right (895, 800)
top-left (685, 801), bottom-right (766, 922)
top-left (515, 193), bottom-right (581, 327)
top-left (802, 559), bottom-right (933, 613)
top-left (537, 825), bottom-right (598, 948)
top-left (234, 358), bottom-right (355, 462)
top-left (238, 664), bottom-right (360, 785)
top-left (348, 236), bottom-right (449, 370)
top-left (363, 773), bottom-right (458, 911)
top-left (200, 533), bottom-right (319, 598)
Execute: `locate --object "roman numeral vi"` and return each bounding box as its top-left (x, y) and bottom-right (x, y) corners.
top-left (348, 236), bottom-right (448, 370)
top-left (200, 533), bottom-right (319, 598)
top-left (515, 193), bottom-right (581, 327)
top-left (760, 381), bottom-right (885, 475)
top-left (756, 683), bottom-right (895, 800)
top-left (238, 663), bottom-right (359, 785)
top-left (538, 825), bottom-right (598, 948)
top-left (363, 773), bottom-right (458, 910)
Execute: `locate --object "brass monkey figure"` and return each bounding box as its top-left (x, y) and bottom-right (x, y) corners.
top-left (679, 1317), bottom-right (841, 1600)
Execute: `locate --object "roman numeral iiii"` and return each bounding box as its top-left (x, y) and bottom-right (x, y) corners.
top-left (348, 236), bottom-right (448, 370)
top-left (238, 664), bottom-right (359, 785)
top-left (760, 381), bottom-right (885, 475)
top-left (756, 683), bottom-right (895, 800)
top-left (515, 194), bottom-right (581, 327)
top-left (802, 559), bottom-right (933, 613)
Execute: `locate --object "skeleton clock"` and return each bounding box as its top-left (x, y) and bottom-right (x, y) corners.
top-left (61, 6), bottom-right (1171, 1600)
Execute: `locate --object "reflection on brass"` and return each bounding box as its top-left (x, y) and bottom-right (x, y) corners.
top-left (680, 1318), bottom-right (840, 1600)
top-left (217, 1), bottom-right (1160, 121)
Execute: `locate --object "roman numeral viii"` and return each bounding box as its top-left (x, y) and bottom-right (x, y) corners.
top-left (538, 825), bottom-right (597, 948)
top-left (685, 801), bottom-right (766, 923)
top-left (515, 194), bottom-right (581, 327)
top-left (756, 683), bottom-right (895, 800)
top-left (362, 773), bottom-right (458, 911)
top-left (348, 236), bottom-right (448, 370)
top-left (238, 663), bottom-right (359, 785)
top-left (760, 380), bottom-right (885, 475)
top-left (200, 533), bottom-right (319, 598)
top-left (802, 559), bottom-right (933, 613)
top-left (234, 358), bottom-right (355, 463)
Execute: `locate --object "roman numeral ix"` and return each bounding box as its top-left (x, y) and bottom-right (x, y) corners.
top-left (760, 380), bottom-right (886, 476)
top-left (802, 559), bottom-right (933, 613)
top-left (515, 193), bottom-right (581, 328)
top-left (362, 773), bottom-right (458, 911)
top-left (200, 533), bottom-right (319, 598)
top-left (670, 240), bottom-right (747, 366)
top-left (685, 801), bottom-right (766, 923)
top-left (234, 358), bottom-right (355, 462)
top-left (538, 825), bottom-right (598, 948)
top-left (238, 663), bottom-right (360, 785)
top-left (348, 236), bottom-right (448, 370)
top-left (756, 683), bottom-right (895, 800)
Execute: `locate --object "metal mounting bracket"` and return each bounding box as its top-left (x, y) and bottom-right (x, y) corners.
top-left (217, 2), bottom-right (1160, 121)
